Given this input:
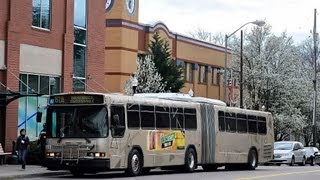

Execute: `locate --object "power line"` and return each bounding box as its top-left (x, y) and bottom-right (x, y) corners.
top-left (87, 75), bottom-right (111, 93)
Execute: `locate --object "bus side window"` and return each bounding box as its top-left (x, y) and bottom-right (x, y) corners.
top-left (248, 115), bottom-right (257, 133)
top-left (127, 104), bottom-right (140, 129)
top-left (170, 107), bottom-right (184, 129)
top-left (141, 105), bottom-right (155, 129)
top-left (155, 106), bottom-right (170, 129)
top-left (257, 116), bottom-right (267, 134)
top-left (110, 105), bottom-right (125, 137)
top-left (225, 112), bottom-right (236, 132)
top-left (237, 113), bottom-right (247, 133)
top-left (184, 108), bottom-right (197, 130)
top-left (218, 111), bottom-right (225, 131)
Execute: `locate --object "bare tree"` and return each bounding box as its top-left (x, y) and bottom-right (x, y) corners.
top-left (188, 28), bottom-right (224, 46)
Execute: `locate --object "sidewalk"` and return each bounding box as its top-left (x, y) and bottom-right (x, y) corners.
top-left (0, 165), bottom-right (69, 179)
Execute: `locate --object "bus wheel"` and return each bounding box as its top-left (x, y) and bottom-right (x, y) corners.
top-left (126, 149), bottom-right (143, 176)
top-left (202, 164), bottom-right (218, 171)
top-left (184, 148), bottom-right (197, 173)
top-left (247, 149), bottom-right (258, 170)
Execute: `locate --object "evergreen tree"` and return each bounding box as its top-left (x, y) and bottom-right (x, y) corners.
top-left (148, 32), bottom-right (185, 92)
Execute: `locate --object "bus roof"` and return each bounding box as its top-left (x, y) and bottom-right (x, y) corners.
top-left (134, 93), bottom-right (226, 106)
top-left (49, 92), bottom-right (270, 115)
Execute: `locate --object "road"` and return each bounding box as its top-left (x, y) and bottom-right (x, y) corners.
top-left (21, 165), bottom-right (320, 180)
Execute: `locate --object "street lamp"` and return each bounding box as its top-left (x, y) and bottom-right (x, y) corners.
top-left (223, 20), bottom-right (266, 106)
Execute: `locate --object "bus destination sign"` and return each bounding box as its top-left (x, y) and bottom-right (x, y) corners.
top-left (50, 95), bottom-right (104, 105)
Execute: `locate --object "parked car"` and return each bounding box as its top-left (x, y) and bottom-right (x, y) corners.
top-left (268, 141), bottom-right (306, 166)
top-left (304, 147), bottom-right (320, 166)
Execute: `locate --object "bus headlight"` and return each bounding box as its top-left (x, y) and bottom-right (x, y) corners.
top-left (87, 152), bottom-right (106, 157)
top-left (46, 152), bottom-right (55, 157)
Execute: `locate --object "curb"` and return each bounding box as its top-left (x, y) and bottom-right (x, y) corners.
top-left (0, 171), bottom-right (70, 179)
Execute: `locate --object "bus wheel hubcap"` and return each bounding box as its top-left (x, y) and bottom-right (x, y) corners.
top-left (251, 153), bottom-right (256, 167)
top-left (132, 154), bottom-right (139, 172)
top-left (188, 153), bottom-right (194, 169)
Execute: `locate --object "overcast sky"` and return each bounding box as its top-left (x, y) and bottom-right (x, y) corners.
top-left (139, 0), bottom-right (320, 44)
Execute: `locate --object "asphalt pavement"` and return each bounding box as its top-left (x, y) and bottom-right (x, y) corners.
top-left (17, 165), bottom-right (320, 180)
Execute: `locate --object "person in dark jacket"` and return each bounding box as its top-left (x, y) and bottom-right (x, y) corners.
top-left (37, 124), bottom-right (46, 161)
top-left (16, 129), bottom-right (29, 170)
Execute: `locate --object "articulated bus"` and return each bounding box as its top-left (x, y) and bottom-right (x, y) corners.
top-left (43, 92), bottom-right (274, 176)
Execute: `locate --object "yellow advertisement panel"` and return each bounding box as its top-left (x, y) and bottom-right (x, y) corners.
top-left (147, 130), bottom-right (185, 151)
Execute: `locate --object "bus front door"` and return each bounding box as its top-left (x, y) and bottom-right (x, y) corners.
top-left (109, 105), bottom-right (127, 169)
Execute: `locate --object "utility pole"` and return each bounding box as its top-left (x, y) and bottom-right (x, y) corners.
top-left (240, 30), bottom-right (244, 108)
top-left (312, 8), bottom-right (318, 147)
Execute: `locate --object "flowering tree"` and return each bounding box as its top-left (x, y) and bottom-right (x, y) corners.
top-left (230, 26), bottom-right (312, 140)
top-left (189, 25), bottom-right (320, 141)
top-left (124, 56), bottom-right (165, 95)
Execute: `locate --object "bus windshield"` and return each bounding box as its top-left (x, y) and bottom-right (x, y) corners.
top-left (47, 106), bottom-right (108, 138)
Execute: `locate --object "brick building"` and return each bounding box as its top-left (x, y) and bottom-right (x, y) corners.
top-left (0, 0), bottom-right (230, 151)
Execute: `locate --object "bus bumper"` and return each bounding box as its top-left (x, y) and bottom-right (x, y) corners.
top-left (44, 158), bottom-right (110, 172)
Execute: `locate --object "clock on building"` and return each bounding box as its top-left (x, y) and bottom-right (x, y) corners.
top-left (126, 0), bottom-right (135, 14)
top-left (105, 0), bottom-right (113, 12)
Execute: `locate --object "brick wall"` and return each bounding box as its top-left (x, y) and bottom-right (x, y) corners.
top-left (86, 0), bottom-right (105, 93)
top-left (2, 0), bottom-right (70, 151)
top-left (0, 0), bottom-right (108, 150)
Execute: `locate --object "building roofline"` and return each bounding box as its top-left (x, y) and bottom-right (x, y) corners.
top-left (106, 19), bottom-right (231, 53)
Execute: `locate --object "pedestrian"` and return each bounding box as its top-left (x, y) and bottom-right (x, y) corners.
top-left (16, 129), bottom-right (29, 170)
top-left (131, 73), bottom-right (138, 94)
top-left (37, 124), bottom-right (46, 162)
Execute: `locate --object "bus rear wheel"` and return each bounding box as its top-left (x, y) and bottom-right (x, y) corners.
top-left (247, 149), bottom-right (258, 170)
top-left (184, 148), bottom-right (197, 173)
top-left (126, 149), bottom-right (143, 176)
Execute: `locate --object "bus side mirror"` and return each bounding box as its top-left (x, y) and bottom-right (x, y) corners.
top-left (36, 112), bottom-right (42, 123)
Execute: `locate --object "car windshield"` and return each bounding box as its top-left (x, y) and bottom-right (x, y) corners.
top-left (274, 143), bottom-right (293, 150)
top-left (46, 106), bottom-right (108, 138)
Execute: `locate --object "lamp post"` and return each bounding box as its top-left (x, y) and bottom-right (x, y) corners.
top-left (223, 20), bottom-right (266, 105)
top-left (312, 9), bottom-right (318, 147)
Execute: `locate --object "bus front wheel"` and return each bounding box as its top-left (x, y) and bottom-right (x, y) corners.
top-left (184, 148), bottom-right (197, 173)
top-left (247, 149), bottom-right (258, 170)
top-left (126, 149), bottom-right (143, 176)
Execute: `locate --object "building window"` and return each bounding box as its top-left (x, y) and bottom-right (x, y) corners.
top-left (198, 65), bottom-right (207, 83)
top-left (212, 67), bottom-right (221, 85)
top-left (74, 0), bottom-right (87, 28)
top-left (32, 0), bottom-right (51, 29)
top-left (176, 60), bottom-right (186, 80)
top-left (211, 67), bottom-right (215, 84)
top-left (216, 68), bottom-right (221, 85)
top-left (73, 0), bottom-right (87, 92)
top-left (188, 63), bottom-right (194, 82)
top-left (19, 74), bottom-right (60, 95)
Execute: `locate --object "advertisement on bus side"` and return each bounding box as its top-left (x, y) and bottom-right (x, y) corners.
top-left (147, 130), bottom-right (185, 151)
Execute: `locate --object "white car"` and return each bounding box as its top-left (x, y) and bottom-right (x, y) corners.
top-left (269, 141), bottom-right (306, 166)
